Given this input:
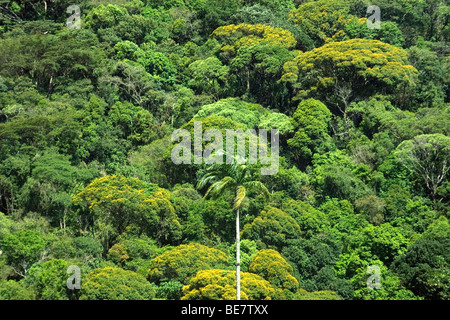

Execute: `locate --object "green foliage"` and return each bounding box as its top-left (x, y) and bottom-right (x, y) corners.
top-left (193, 98), bottom-right (293, 134)
top-left (0, 0), bottom-right (447, 302)
top-left (212, 23), bottom-right (296, 106)
top-left (288, 98), bottom-right (333, 166)
top-left (394, 133), bottom-right (450, 200)
top-left (351, 264), bottom-right (421, 300)
top-left (283, 200), bottom-right (331, 238)
top-left (344, 19), bottom-right (405, 47)
top-left (107, 234), bottom-right (161, 273)
top-left (85, 4), bottom-right (129, 32)
top-left (227, 239), bottom-right (258, 272)
top-left (0, 230), bottom-right (47, 277)
top-left (188, 57), bottom-right (229, 99)
top-left (392, 217), bottom-right (450, 299)
top-left (348, 223), bottom-right (409, 265)
top-left (0, 280), bottom-right (35, 300)
top-left (354, 195), bottom-right (386, 225)
top-left (310, 151), bottom-right (372, 202)
top-left (281, 234), bottom-right (345, 296)
top-left (23, 259), bottom-right (77, 300)
top-left (137, 49), bottom-right (177, 86)
top-left (241, 207), bottom-right (301, 251)
top-left (155, 280), bottom-right (184, 300)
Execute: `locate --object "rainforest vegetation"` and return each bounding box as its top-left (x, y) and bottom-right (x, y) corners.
top-left (0, 0), bottom-right (449, 300)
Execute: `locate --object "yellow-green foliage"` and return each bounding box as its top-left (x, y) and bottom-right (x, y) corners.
top-left (294, 288), bottom-right (341, 300)
top-left (288, 0), bottom-right (357, 45)
top-left (73, 174), bottom-right (158, 212)
top-left (72, 175), bottom-right (181, 245)
top-left (147, 243), bottom-right (228, 284)
top-left (193, 98), bottom-right (267, 129)
top-left (181, 269), bottom-right (276, 300)
top-left (249, 249), bottom-right (299, 292)
top-left (193, 98), bottom-right (294, 134)
top-left (241, 207), bottom-right (301, 251)
top-left (282, 39), bottom-right (418, 100)
top-left (80, 266), bottom-right (155, 300)
top-left (212, 24), bottom-right (297, 51)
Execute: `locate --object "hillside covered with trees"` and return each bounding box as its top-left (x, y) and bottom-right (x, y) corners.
top-left (0, 0), bottom-right (449, 300)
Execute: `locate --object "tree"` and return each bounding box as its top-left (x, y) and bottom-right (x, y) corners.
top-left (0, 280), bottom-right (35, 300)
top-left (107, 233), bottom-right (161, 273)
top-left (72, 175), bottom-right (182, 248)
top-left (241, 206), bottom-right (301, 251)
top-left (137, 49), bottom-right (177, 87)
top-left (248, 249), bottom-right (299, 293)
top-left (407, 45), bottom-right (447, 109)
top-left (99, 60), bottom-right (158, 108)
top-left (71, 236), bottom-right (103, 266)
top-left (294, 288), bottom-right (341, 300)
top-left (348, 223), bottom-right (409, 266)
top-left (191, 97), bottom-right (293, 136)
top-left (281, 233), bottom-right (344, 296)
top-left (281, 39), bottom-right (418, 109)
top-left (282, 200), bottom-right (331, 238)
top-left (0, 29), bottom-right (105, 95)
top-left (193, 98), bottom-right (293, 134)
top-left (108, 101), bottom-right (157, 145)
top-left (18, 148), bottom-right (80, 229)
top-left (227, 239), bottom-right (258, 272)
top-left (211, 23), bottom-right (296, 107)
top-left (85, 4), bottom-right (128, 32)
top-left (23, 259), bottom-right (78, 300)
top-left (351, 264), bottom-right (420, 300)
top-left (212, 24), bottom-right (296, 51)
top-left (344, 18), bottom-right (405, 47)
top-left (181, 269), bottom-right (276, 300)
top-left (394, 134), bottom-right (450, 201)
top-left (188, 57), bottom-right (229, 99)
top-left (187, 197), bottom-right (235, 243)
top-left (162, 116), bottom-right (247, 186)
top-left (129, 136), bottom-right (172, 187)
top-left (288, 0), bottom-right (361, 46)
top-left (0, 230), bottom-right (47, 277)
top-left (80, 266), bottom-right (155, 300)
top-left (147, 243), bottom-right (228, 285)
top-left (287, 98), bottom-right (332, 166)
top-left (354, 195), bottom-right (386, 225)
top-left (114, 40), bottom-right (141, 60)
top-left (392, 216), bottom-right (450, 299)
top-left (310, 151), bottom-right (372, 203)
top-left (197, 161), bottom-right (270, 300)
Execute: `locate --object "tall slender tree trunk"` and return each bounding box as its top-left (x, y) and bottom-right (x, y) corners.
top-left (236, 208), bottom-right (241, 300)
top-left (246, 69), bottom-right (250, 94)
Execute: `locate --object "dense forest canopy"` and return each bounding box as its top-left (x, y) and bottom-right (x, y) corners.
top-left (0, 0), bottom-right (448, 301)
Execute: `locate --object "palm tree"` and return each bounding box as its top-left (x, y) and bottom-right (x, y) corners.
top-left (197, 159), bottom-right (269, 300)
